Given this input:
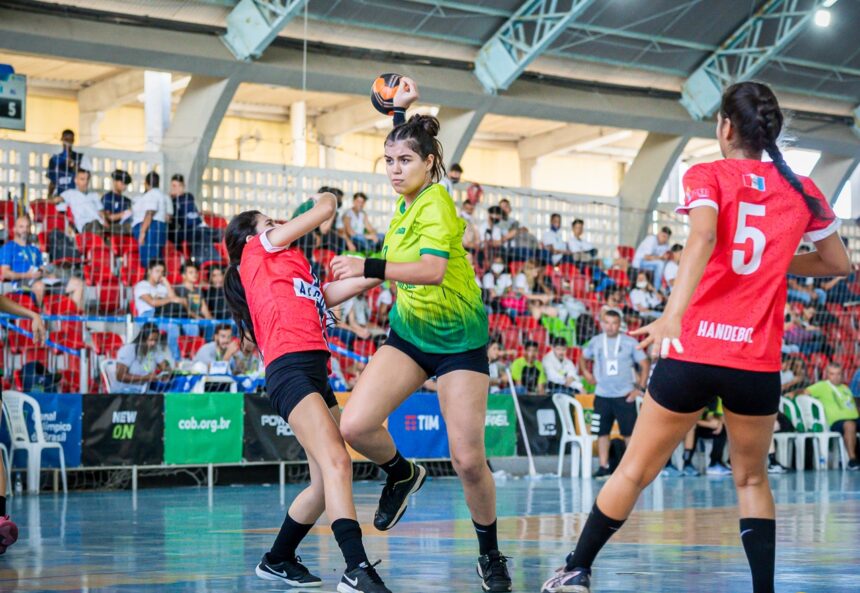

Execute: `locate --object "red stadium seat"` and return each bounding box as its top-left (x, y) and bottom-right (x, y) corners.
top-left (84, 248), bottom-right (116, 285)
top-left (30, 200), bottom-right (56, 223)
top-left (499, 328), bottom-right (521, 351)
top-left (163, 241), bottom-right (185, 284)
top-left (110, 234), bottom-right (139, 258)
top-left (76, 232), bottom-right (107, 256)
top-left (607, 268), bottom-right (630, 288)
top-left (44, 213), bottom-right (68, 234)
top-left (202, 212), bottom-right (229, 230)
top-left (353, 339), bottom-right (377, 359)
top-left (43, 294), bottom-right (81, 315)
top-left (556, 263), bottom-right (580, 280)
top-left (488, 313), bottom-right (513, 331)
top-left (617, 245), bottom-right (635, 261)
top-left (509, 261), bottom-right (526, 277)
top-left (91, 332), bottom-right (125, 358)
top-left (515, 316), bottom-right (539, 330)
top-left (96, 281), bottom-right (123, 315)
top-left (178, 335), bottom-right (206, 360)
top-left (568, 346), bottom-right (583, 365)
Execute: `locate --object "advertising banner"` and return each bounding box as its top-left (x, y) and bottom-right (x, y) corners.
top-left (242, 393), bottom-right (304, 462)
top-left (164, 392), bottom-right (243, 464)
top-left (388, 392), bottom-right (449, 459)
top-left (516, 395), bottom-right (561, 457)
top-left (485, 393), bottom-right (517, 457)
top-left (81, 393), bottom-right (164, 466)
top-left (6, 393), bottom-right (83, 468)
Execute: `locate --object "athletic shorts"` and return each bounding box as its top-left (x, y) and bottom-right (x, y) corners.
top-left (265, 350), bottom-right (338, 421)
top-left (592, 395), bottom-right (637, 437)
top-left (648, 358), bottom-right (781, 416)
top-left (385, 328), bottom-right (489, 378)
top-left (831, 419), bottom-right (857, 434)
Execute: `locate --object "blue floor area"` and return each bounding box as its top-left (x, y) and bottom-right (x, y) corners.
top-left (1, 471), bottom-right (858, 592)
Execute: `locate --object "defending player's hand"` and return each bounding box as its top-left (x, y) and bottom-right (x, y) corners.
top-left (30, 314), bottom-right (46, 346)
top-left (393, 76), bottom-right (419, 109)
top-left (630, 314), bottom-right (684, 359)
top-left (330, 255), bottom-right (366, 280)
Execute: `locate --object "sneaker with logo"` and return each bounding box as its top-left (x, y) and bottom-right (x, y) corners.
top-left (373, 462), bottom-right (427, 531)
top-left (255, 553), bottom-right (322, 587)
top-left (706, 462), bottom-right (732, 476)
top-left (682, 463), bottom-right (701, 477)
top-left (0, 516), bottom-right (18, 555)
top-left (477, 550), bottom-right (512, 592)
top-left (847, 459), bottom-right (860, 471)
top-left (337, 560), bottom-right (392, 593)
top-left (541, 566), bottom-right (591, 593)
top-left (592, 466), bottom-right (612, 480)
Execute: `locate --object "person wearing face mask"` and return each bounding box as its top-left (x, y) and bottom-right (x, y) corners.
top-left (629, 271), bottom-right (665, 320)
top-left (481, 255), bottom-right (513, 312)
top-left (541, 213), bottom-right (567, 265)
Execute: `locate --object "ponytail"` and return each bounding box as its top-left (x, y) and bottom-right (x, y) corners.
top-left (223, 210), bottom-right (262, 346)
top-left (385, 114), bottom-right (446, 183)
top-left (720, 81), bottom-right (833, 222)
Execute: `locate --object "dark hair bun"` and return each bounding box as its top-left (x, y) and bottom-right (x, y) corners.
top-left (407, 114), bottom-right (440, 138)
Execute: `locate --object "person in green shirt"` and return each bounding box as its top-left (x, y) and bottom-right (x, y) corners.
top-left (330, 77), bottom-right (510, 591)
top-left (804, 363), bottom-right (860, 470)
top-left (510, 340), bottom-right (547, 395)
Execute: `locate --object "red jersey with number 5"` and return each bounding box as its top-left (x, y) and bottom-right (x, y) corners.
top-left (670, 159), bottom-right (839, 372)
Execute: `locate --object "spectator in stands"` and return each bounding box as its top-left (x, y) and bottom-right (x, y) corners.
top-left (101, 169), bottom-right (133, 235)
top-left (780, 356), bottom-right (801, 395)
top-left (375, 282), bottom-right (394, 327)
top-left (629, 271), bottom-right (664, 320)
top-left (567, 218), bottom-right (597, 261)
top-left (803, 363), bottom-right (860, 470)
top-left (174, 261), bottom-right (213, 337)
top-left (513, 259), bottom-right (558, 319)
top-left (341, 291), bottom-right (387, 338)
top-left (783, 356), bottom-right (811, 397)
top-left (542, 213), bottom-right (567, 265)
top-left (0, 215), bottom-right (84, 309)
top-left (543, 336), bottom-right (582, 395)
top-left (580, 309), bottom-right (649, 479)
top-left (55, 169), bottom-right (108, 234)
top-left (114, 322), bottom-right (174, 393)
top-left (510, 340), bottom-right (546, 395)
top-left (318, 186), bottom-right (347, 253)
top-left (480, 205), bottom-right (505, 256)
top-left (487, 338), bottom-right (508, 394)
top-left (203, 264), bottom-right (229, 320)
top-left (460, 200), bottom-right (481, 251)
top-left (696, 399), bottom-right (732, 476)
top-left (632, 226), bottom-right (672, 290)
top-left (442, 162), bottom-right (463, 195)
top-left (786, 273), bottom-right (826, 306)
top-left (46, 129), bottom-right (90, 197)
top-left (662, 244), bottom-right (683, 293)
top-left (232, 336), bottom-right (263, 377)
top-left (133, 259), bottom-right (187, 360)
top-left (169, 174), bottom-right (221, 263)
top-left (499, 198), bottom-right (542, 262)
top-left (660, 427), bottom-right (699, 477)
top-left (852, 367), bottom-right (860, 398)
top-left (193, 323), bottom-right (239, 370)
top-left (459, 198), bottom-right (476, 226)
top-left (600, 289), bottom-right (629, 332)
top-left (133, 172), bottom-right (173, 268)
top-left (343, 192), bottom-right (383, 253)
top-left (784, 305), bottom-right (828, 356)
top-left (482, 255), bottom-right (513, 312)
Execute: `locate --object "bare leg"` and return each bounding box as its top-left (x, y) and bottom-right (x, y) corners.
top-left (597, 436), bottom-right (610, 468)
top-left (287, 406), bottom-right (341, 524)
top-left (723, 410), bottom-right (777, 519)
top-left (842, 420), bottom-right (857, 460)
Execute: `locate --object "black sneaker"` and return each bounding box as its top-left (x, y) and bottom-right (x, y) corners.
top-left (767, 460), bottom-right (788, 474)
top-left (593, 466), bottom-right (612, 480)
top-left (337, 560), bottom-right (391, 593)
top-left (477, 550), bottom-right (512, 592)
top-left (373, 462), bottom-right (427, 531)
top-left (848, 459), bottom-right (860, 471)
top-left (541, 565), bottom-right (591, 593)
top-left (255, 553), bottom-right (322, 587)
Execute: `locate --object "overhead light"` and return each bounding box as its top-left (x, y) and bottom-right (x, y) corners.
top-left (822, 0), bottom-right (838, 7)
top-left (814, 9), bottom-right (831, 27)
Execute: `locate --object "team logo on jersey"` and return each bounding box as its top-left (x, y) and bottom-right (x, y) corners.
top-left (684, 187), bottom-right (711, 201)
top-left (742, 174), bottom-right (766, 191)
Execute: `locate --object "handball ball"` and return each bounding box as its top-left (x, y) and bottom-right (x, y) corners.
top-left (371, 73), bottom-right (402, 116)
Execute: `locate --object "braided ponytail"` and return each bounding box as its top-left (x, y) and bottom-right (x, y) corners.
top-left (720, 82), bottom-right (832, 221)
top-left (223, 210), bottom-right (262, 345)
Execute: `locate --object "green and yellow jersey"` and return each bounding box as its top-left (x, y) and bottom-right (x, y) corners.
top-left (382, 183), bottom-right (488, 353)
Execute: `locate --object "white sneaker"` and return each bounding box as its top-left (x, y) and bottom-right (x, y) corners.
top-left (706, 463), bottom-right (732, 476)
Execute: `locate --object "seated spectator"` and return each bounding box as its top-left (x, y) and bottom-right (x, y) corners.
top-left (541, 213), bottom-right (567, 265)
top-left (133, 259), bottom-right (187, 360)
top-left (174, 261), bottom-right (213, 337)
top-left (330, 355), bottom-right (362, 390)
top-left (510, 340), bottom-right (546, 395)
top-left (542, 337), bottom-right (582, 395)
top-left (629, 271), bottom-right (664, 320)
top-left (169, 174), bottom-right (221, 263)
top-left (479, 206), bottom-right (505, 260)
top-left (132, 172), bottom-right (173, 268)
top-left (803, 363), bottom-right (859, 470)
top-left (567, 218), bottom-right (597, 261)
top-left (232, 337), bottom-right (263, 377)
top-left (784, 305), bottom-right (829, 356)
top-left (53, 169), bottom-right (108, 234)
top-left (780, 356), bottom-right (801, 395)
top-left (460, 200), bottom-right (481, 251)
top-left (341, 291), bottom-right (387, 338)
top-left (818, 273), bottom-right (860, 307)
top-left (697, 399), bottom-right (731, 476)
top-left (662, 244), bottom-right (683, 293)
top-left (114, 322), bottom-right (173, 393)
top-left (459, 198), bottom-right (476, 226)
top-left (328, 303), bottom-right (361, 350)
top-left (510, 259), bottom-right (558, 320)
top-left (102, 169), bottom-right (133, 235)
top-left (46, 129), bottom-right (91, 197)
top-left (0, 215), bottom-right (84, 309)
top-left (194, 323), bottom-right (239, 370)
top-left (442, 162), bottom-right (463, 195)
top-left (632, 226), bottom-right (672, 289)
top-left (343, 192), bottom-right (383, 253)
top-left (787, 273), bottom-right (826, 307)
top-left (203, 265), bottom-right (229, 320)
top-left (482, 255), bottom-right (513, 311)
top-left (375, 282), bottom-right (394, 327)
top-left (600, 289), bottom-right (630, 333)
top-left (487, 338), bottom-right (509, 394)
top-left (661, 427), bottom-right (698, 477)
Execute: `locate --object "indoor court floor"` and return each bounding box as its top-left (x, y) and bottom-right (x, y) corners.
top-left (0, 471), bottom-right (857, 593)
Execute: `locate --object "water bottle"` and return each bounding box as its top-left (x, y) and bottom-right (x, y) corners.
top-left (14, 474), bottom-right (23, 496)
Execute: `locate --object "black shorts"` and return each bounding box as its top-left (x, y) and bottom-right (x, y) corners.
top-left (265, 350), bottom-right (339, 421)
top-left (648, 358), bottom-right (781, 416)
top-left (592, 395), bottom-right (637, 437)
top-left (831, 419), bottom-right (857, 434)
top-left (385, 328), bottom-right (489, 378)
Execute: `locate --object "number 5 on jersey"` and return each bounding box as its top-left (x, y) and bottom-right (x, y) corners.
top-left (732, 202), bottom-right (766, 275)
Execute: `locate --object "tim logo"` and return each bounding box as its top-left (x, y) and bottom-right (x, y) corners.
top-left (742, 174), bottom-right (766, 191)
top-left (404, 414), bottom-right (440, 431)
top-left (537, 409), bottom-right (557, 436)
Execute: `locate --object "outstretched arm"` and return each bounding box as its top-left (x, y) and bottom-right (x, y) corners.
top-left (323, 276), bottom-right (383, 308)
top-left (330, 253), bottom-right (448, 286)
top-left (265, 193), bottom-right (338, 249)
top-left (0, 295), bottom-right (46, 345)
top-left (788, 233), bottom-right (851, 278)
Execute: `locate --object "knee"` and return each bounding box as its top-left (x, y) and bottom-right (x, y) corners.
top-left (617, 462), bottom-right (657, 492)
top-left (450, 448), bottom-right (487, 485)
top-left (338, 414), bottom-right (371, 447)
top-left (732, 466), bottom-right (767, 490)
top-left (320, 447), bottom-right (353, 479)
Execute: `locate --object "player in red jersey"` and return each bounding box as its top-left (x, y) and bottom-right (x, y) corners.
top-left (541, 82), bottom-right (851, 593)
top-left (223, 194), bottom-right (392, 593)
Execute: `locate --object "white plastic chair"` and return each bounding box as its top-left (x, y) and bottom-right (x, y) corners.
top-left (780, 396), bottom-right (820, 471)
top-left (794, 395), bottom-right (848, 470)
top-left (772, 397), bottom-right (798, 468)
top-left (552, 393), bottom-right (595, 478)
top-left (101, 359), bottom-right (145, 394)
top-left (191, 376), bottom-right (238, 393)
top-left (0, 443), bottom-right (9, 497)
top-left (2, 390), bottom-right (68, 494)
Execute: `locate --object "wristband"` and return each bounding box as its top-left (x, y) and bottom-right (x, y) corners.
top-left (364, 258), bottom-right (387, 280)
top-left (392, 107), bottom-right (406, 127)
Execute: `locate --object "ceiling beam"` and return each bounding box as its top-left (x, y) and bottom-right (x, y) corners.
top-left (222, 0), bottom-right (308, 60)
top-left (681, 0), bottom-right (827, 119)
top-left (78, 70), bottom-right (145, 112)
top-left (518, 123), bottom-right (594, 160)
top-left (315, 99), bottom-right (387, 138)
top-left (474, 0), bottom-right (597, 93)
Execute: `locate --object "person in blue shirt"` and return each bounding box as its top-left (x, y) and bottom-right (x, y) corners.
top-left (168, 174), bottom-right (220, 263)
top-left (46, 129), bottom-right (90, 197)
top-left (0, 215), bottom-right (84, 308)
top-left (851, 368), bottom-right (860, 398)
top-left (102, 169), bottom-right (133, 235)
